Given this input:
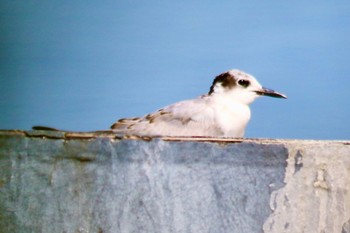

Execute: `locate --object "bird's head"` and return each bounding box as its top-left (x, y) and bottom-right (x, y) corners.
top-left (208, 69), bottom-right (287, 105)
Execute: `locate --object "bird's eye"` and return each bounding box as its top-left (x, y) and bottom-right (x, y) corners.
top-left (238, 79), bottom-right (250, 88)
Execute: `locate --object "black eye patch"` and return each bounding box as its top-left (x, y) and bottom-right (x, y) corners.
top-left (238, 79), bottom-right (250, 88)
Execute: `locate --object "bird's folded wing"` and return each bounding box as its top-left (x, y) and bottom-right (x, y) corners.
top-left (110, 96), bottom-right (212, 134)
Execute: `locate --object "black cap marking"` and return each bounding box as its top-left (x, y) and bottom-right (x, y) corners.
top-left (208, 72), bottom-right (237, 95)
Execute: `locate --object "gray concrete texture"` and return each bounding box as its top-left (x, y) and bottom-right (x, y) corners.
top-left (0, 130), bottom-right (349, 233)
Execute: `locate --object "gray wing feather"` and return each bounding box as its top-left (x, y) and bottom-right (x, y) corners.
top-left (110, 96), bottom-right (217, 136)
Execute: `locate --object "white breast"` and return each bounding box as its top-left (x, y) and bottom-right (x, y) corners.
top-left (211, 95), bottom-right (251, 137)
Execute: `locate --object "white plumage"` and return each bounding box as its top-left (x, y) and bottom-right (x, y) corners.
top-left (111, 69), bottom-right (286, 137)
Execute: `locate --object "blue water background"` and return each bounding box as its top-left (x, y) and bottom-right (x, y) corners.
top-left (1, 1), bottom-right (349, 139)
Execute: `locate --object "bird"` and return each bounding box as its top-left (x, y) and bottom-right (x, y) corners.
top-left (111, 69), bottom-right (287, 137)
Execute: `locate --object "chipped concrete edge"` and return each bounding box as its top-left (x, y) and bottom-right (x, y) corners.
top-left (263, 140), bottom-right (350, 233)
top-left (0, 129), bottom-right (349, 145)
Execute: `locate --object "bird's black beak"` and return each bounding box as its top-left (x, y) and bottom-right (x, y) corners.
top-left (256, 87), bottom-right (287, 99)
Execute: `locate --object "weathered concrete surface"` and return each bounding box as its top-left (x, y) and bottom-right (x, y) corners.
top-left (0, 130), bottom-right (349, 233)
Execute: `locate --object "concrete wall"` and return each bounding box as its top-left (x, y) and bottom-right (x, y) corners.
top-left (0, 130), bottom-right (349, 233)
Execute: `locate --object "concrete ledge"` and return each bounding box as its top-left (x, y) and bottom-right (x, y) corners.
top-left (0, 130), bottom-right (349, 233)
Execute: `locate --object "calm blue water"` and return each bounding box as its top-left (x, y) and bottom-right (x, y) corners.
top-left (1, 1), bottom-right (349, 139)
